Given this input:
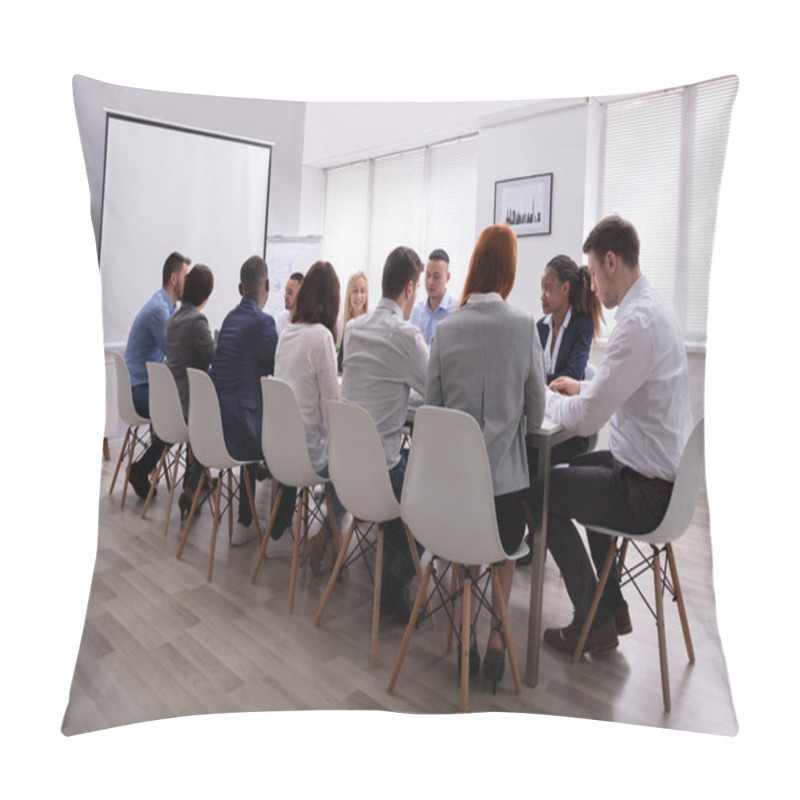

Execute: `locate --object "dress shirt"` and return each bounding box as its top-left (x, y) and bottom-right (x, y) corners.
top-left (546, 275), bottom-right (693, 481)
top-left (124, 288), bottom-right (176, 386)
top-left (426, 292), bottom-right (545, 495)
top-left (341, 297), bottom-right (429, 469)
top-left (409, 289), bottom-right (457, 345)
top-left (274, 322), bottom-right (340, 474)
top-left (275, 308), bottom-right (291, 337)
top-left (541, 307), bottom-right (572, 379)
top-left (165, 303), bottom-right (216, 419)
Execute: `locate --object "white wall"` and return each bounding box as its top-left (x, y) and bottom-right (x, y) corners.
top-left (476, 100), bottom-right (590, 315)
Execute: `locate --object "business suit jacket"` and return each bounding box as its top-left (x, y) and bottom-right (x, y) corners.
top-left (166, 302), bottom-right (216, 419)
top-left (537, 311), bottom-right (594, 384)
top-left (210, 297), bottom-right (278, 461)
top-left (426, 293), bottom-right (546, 496)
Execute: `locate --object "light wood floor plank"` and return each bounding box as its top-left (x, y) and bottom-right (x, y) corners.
top-left (61, 446), bottom-right (738, 735)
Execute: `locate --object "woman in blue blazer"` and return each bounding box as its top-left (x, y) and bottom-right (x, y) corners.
top-left (539, 255), bottom-right (602, 470)
top-left (520, 257), bottom-right (604, 565)
top-left (537, 255), bottom-right (602, 384)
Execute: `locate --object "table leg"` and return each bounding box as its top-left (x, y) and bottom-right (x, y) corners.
top-left (525, 437), bottom-right (552, 687)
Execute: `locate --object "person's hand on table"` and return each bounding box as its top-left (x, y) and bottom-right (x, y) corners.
top-left (549, 376), bottom-right (580, 396)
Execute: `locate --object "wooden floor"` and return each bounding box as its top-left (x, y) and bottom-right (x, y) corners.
top-left (62, 445), bottom-right (738, 736)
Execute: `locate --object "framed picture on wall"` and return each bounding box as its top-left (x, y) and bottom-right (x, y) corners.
top-left (494, 172), bottom-right (553, 236)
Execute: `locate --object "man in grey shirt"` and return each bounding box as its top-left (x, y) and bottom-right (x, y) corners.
top-left (341, 246), bottom-right (429, 622)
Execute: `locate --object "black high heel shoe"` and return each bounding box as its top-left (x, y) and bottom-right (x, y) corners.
top-left (482, 626), bottom-right (506, 694)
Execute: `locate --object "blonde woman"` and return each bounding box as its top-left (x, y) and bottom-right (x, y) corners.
top-left (337, 270), bottom-right (369, 372)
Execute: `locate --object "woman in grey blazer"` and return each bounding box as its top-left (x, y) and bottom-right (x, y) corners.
top-left (426, 224), bottom-right (546, 689)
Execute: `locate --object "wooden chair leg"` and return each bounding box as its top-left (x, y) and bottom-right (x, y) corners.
top-left (446, 564), bottom-right (460, 653)
top-left (403, 524), bottom-right (434, 627)
top-left (142, 445), bottom-right (169, 519)
top-left (251, 485), bottom-right (284, 583)
top-left (491, 565), bottom-right (522, 694)
top-left (387, 561), bottom-right (433, 694)
top-left (121, 427), bottom-right (138, 510)
top-left (666, 543), bottom-right (695, 663)
top-left (573, 538), bottom-right (617, 664)
top-left (103, 436), bottom-right (111, 461)
top-left (653, 546), bottom-right (671, 712)
top-left (227, 470), bottom-right (234, 541)
top-left (109, 428), bottom-right (130, 495)
top-left (207, 471), bottom-right (225, 583)
top-left (324, 485), bottom-right (345, 583)
top-left (315, 518), bottom-right (357, 626)
top-left (176, 470), bottom-right (206, 558)
top-left (163, 444), bottom-right (183, 538)
top-left (288, 491), bottom-right (305, 614)
top-left (370, 528), bottom-right (384, 667)
top-left (460, 576), bottom-right (472, 713)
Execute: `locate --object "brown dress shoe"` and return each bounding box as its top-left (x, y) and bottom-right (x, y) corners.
top-left (544, 618), bottom-right (618, 655)
top-left (613, 605), bottom-right (633, 635)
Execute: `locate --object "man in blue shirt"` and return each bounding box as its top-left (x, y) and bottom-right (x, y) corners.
top-left (124, 251), bottom-right (190, 498)
top-left (409, 248), bottom-right (457, 346)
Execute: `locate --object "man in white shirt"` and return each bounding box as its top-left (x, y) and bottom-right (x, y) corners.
top-left (275, 271), bottom-right (304, 336)
top-left (541, 215), bottom-right (693, 654)
top-left (341, 246), bottom-right (429, 622)
top-left (409, 248), bottom-right (457, 345)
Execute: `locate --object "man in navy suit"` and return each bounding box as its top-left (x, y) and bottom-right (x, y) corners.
top-left (210, 255), bottom-right (278, 545)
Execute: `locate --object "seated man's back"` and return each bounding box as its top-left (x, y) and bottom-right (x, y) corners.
top-left (339, 245), bottom-right (429, 622)
top-left (211, 297), bottom-right (277, 461)
top-left (341, 298), bottom-right (427, 468)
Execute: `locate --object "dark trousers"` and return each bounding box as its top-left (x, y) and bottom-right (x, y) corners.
top-left (131, 384), bottom-right (166, 476)
top-left (533, 450), bottom-right (672, 627)
top-left (384, 450), bottom-right (423, 585)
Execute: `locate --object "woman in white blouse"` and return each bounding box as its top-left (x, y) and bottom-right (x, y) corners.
top-left (274, 260), bottom-right (346, 574)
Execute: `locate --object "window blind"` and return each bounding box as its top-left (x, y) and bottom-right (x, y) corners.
top-left (600, 75), bottom-right (738, 344)
top-left (323, 135), bottom-right (479, 300)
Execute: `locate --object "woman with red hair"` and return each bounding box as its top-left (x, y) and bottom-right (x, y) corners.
top-left (426, 224), bottom-right (546, 690)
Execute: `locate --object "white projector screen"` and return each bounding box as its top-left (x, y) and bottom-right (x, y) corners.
top-left (99, 112), bottom-right (272, 345)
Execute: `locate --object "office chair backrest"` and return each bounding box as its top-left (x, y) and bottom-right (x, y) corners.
top-left (401, 405), bottom-right (507, 566)
top-left (145, 361), bottom-right (189, 445)
top-left (260, 376), bottom-right (321, 488)
top-left (327, 400), bottom-right (401, 524)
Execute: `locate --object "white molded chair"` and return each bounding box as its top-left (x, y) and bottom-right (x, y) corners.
top-left (387, 406), bottom-right (528, 713)
top-left (107, 349), bottom-right (151, 510)
top-left (176, 368), bottom-right (262, 582)
top-left (572, 418), bottom-right (705, 712)
top-left (316, 401), bottom-right (425, 667)
top-left (250, 377), bottom-right (342, 614)
top-left (142, 362), bottom-right (191, 537)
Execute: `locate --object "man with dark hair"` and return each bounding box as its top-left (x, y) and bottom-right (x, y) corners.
top-left (275, 270), bottom-right (305, 336)
top-left (341, 246), bottom-right (428, 621)
top-left (124, 250), bottom-right (191, 498)
top-left (540, 214), bottom-right (693, 654)
top-left (409, 248), bottom-right (456, 345)
top-left (210, 255), bottom-right (278, 545)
